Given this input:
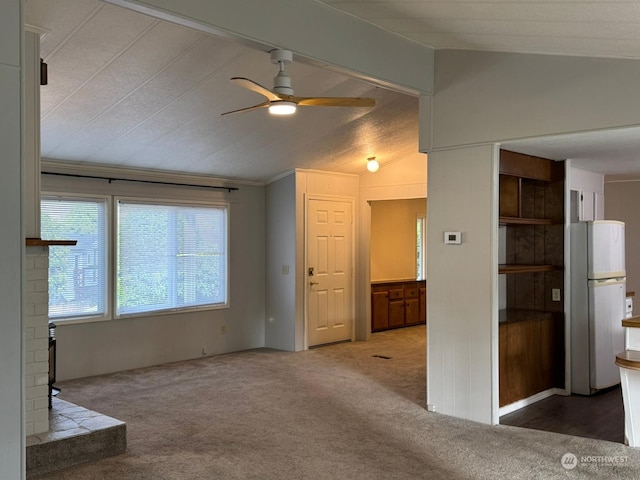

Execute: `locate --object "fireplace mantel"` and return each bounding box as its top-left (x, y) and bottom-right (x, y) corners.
top-left (26, 238), bottom-right (77, 246)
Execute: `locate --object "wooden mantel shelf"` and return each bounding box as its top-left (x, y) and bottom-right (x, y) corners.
top-left (26, 238), bottom-right (77, 246)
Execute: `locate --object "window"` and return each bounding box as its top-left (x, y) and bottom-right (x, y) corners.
top-left (41, 197), bottom-right (108, 319)
top-left (116, 200), bottom-right (228, 316)
top-left (416, 215), bottom-right (426, 281)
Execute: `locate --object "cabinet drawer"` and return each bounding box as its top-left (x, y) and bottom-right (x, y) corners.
top-left (405, 287), bottom-right (419, 299)
top-left (389, 288), bottom-right (404, 300)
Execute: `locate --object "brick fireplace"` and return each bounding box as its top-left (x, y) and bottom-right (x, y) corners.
top-left (24, 245), bottom-right (51, 436)
top-left (24, 241), bottom-right (127, 477)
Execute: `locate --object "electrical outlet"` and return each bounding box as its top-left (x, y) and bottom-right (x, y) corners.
top-left (552, 288), bottom-right (561, 302)
top-left (220, 324), bottom-right (226, 334)
top-left (201, 347), bottom-right (206, 356)
top-left (427, 404), bottom-right (436, 412)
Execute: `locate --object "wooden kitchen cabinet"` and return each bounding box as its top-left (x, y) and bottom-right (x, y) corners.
top-left (371, 291), bottom-right (390, 332)
top-left (371, 281), bottom-right (426, 332)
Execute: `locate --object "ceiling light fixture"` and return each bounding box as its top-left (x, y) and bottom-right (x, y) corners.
top-left (367, 157), bottom-right (380, 173)
top-left (268, 100), bottom-right (297, 115)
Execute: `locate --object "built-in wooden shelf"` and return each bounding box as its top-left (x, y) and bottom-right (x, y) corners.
top-left (499, 264), bottom-right (559, 274)
top-left (622, 316), bottom-right (640, 329)
top-left (616, 350), bottom-right (640, 371)
top-left (499, 308), bottom-right (555, 325)
top-left (499, 216), bottom-right (554, 226)
top-left (26, 238), bottom-right (77, 246)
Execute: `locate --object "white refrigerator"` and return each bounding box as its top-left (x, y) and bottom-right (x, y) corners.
top-left (571, 220), bottom-right (626, 395)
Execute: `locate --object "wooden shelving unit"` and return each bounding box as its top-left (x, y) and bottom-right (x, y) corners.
top-left (498, 150), bottom-right (565, 408)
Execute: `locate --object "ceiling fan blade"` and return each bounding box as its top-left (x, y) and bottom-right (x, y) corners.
top-left (220, 100), bottom-right (270, 116)
top-left (230, 77), bottom-right (281, 102)
top-left (294, 96), bottom-right (375, 108)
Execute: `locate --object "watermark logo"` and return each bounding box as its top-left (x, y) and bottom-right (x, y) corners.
top-left (561, 452), bottom-right (629, 470)
top-left (561, 453), bottom-right (578, 470)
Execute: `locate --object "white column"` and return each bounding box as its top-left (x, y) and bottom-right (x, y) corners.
top-left (23, 29), bottom-right (41, 239)
top-left (426, 144), bottom-right (499, 425)
top-left (0, 0), bottom-right (26, 477)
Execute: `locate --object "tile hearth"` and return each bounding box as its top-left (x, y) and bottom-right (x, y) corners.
top-left (26, 398), bottom-right (126, 478)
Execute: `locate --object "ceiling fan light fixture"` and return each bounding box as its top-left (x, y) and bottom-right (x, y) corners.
top-left (367, 157), bottom-right (380, 173)
top-left (222, 49), bottom-right (374, 116)
top-left (269, 101), bottom-right (297, 115)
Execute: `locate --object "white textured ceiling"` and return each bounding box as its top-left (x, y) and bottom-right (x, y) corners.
top-left (25, 0), bottom-right (640, 182)
top-left (321, 0), bottom-right (640, 60)
top-left (27, 0), bottom-right (420, 183)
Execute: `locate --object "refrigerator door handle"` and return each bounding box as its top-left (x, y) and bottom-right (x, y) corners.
top-left (588, 278), bottom-right (626, 288)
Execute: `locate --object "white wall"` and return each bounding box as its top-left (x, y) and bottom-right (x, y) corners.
top-left (568, 165), bottom-right (605, 222)
top-left (569, 166), bottom-right (604, 194)
top-left (431, 50), bottom-right (640, 150)
top-left (605, 179), bottom-right (640, 303)
top-left (359, 154), bottom-right (427, 197)
top-left (265, 173), bottom-right (297, 351)
top-left (42, 173), bottom-right (266, 380)
top-left (426, 144), bottom-right (498, 425)
top-left (0, 0), bottom-right (25, 476)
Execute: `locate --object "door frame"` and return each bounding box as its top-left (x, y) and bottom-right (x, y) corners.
top-left (304, 193), bottom-right (356, 350)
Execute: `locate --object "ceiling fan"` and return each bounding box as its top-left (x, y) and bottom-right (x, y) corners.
top-left (221, 49), bottom-right (375, 116)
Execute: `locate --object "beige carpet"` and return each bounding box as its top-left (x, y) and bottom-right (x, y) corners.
top-left (33, 325), bottom-right (640, 479)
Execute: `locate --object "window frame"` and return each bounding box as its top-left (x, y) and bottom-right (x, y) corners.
top-left (113, 196), bottom-right (230, 319)
top-left (416, 214), bottom-right (426, 281)
top-left (40, 192), bottom-right (112, 324)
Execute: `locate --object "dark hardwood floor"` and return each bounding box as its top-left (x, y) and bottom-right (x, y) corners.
top-left (500, 386), bottom-right (625, 444)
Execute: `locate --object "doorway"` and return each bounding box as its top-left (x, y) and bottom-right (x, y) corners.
top-left (369, 198), bottom-right (427, 333)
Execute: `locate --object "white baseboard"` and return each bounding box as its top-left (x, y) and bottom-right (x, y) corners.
top-left (498, 388), bottom-right (566, 417)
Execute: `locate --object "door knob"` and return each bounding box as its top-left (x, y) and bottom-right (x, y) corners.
top-left (309, 281), bottom-right (319, 286)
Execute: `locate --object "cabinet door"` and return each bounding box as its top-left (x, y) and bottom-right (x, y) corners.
top-left (419, 287), bottom-right (427, 324)
top-left (389, 300), bottom-right (405, 327)
top-left (405, 297), bottom-right (420, 325)
top-left (388, 288), bottom-right (405, 328)
top-left (371, 291), bottom-right (389, 331)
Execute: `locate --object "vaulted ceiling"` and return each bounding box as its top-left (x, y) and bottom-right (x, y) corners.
top-left (25, 0), bottom-right (640, 182)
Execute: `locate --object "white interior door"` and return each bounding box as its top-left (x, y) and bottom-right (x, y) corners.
top-left (307, 198), bottom-right (353, 347)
